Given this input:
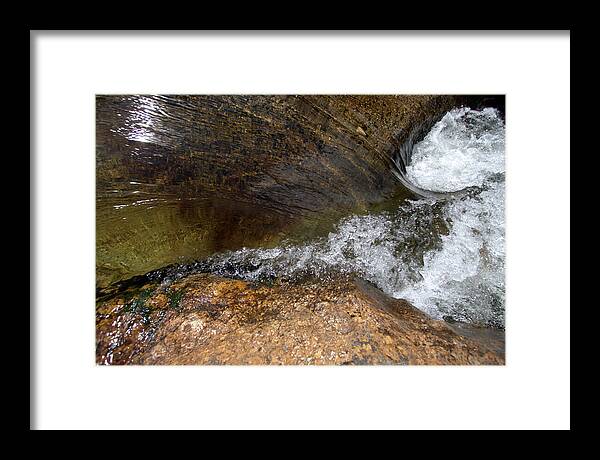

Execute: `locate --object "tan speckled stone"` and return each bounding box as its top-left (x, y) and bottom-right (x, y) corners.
top-left (96, 273), bottom-right (504, 365)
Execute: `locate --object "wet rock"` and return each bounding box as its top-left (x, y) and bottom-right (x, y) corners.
top-left (96, 95), bottom-right (472, 287)
top-left (96, 273), bottom-right (504, 365)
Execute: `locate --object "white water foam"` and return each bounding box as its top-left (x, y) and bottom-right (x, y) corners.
top-left (397, 180), bottom-right (505, 326)
top-left (406, 107), bottom-right (505, 192)
top-left (203, 107), bottom-right (505, 327)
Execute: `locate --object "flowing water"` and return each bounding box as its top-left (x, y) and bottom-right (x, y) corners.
top-left (181, 107), bottom-right (506, 328)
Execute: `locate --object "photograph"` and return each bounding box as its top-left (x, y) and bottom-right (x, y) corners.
top-left (96, 94), bottom-right (506, 365)
top-left (32, 29), bottom-right (570, 430)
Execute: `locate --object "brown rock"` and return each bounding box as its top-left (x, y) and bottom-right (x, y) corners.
top-left (96, 95), bottom-right (472, 287)
top-left (96, 273), bottom-right (504, 365)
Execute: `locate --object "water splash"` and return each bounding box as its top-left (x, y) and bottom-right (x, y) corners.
top-left (397, 180), bottom-right (505, 326)
top-left (196, 107), bottom-right (505, 328)
top-left (406, 107), bottom-right (505, 192)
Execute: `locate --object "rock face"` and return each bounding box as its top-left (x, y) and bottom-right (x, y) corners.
top-left (97, 95), bottom-right (464, 211)
top-left (96, 95), bottom-right (474, 287)
top-left (96, 273), bottom-right (504, 365)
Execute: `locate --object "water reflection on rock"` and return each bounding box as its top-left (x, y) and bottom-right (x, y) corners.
top-left (97, 95), bottom-right (469, 286)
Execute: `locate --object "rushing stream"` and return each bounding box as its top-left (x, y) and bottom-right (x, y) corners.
top-left (180, 107), bottom-right (507, 328)
top-left (98, 105), bottom-right (505, 330)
